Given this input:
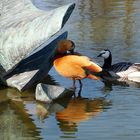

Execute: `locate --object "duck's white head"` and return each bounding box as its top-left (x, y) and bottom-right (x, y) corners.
top-left (97, 49), bottom-right (111, 59)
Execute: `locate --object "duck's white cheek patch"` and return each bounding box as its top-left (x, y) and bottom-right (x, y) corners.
top-left (102, 51), bottom-right (110, 59)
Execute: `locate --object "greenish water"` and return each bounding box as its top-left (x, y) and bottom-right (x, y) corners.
top-left (1, 0), bottom-right (140, 139)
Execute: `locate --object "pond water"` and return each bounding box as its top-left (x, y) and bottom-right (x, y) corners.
top-left (1, 0), bottom-right (140, 139)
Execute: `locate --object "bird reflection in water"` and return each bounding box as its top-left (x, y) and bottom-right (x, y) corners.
top-left (56, 97), bottom-right (111, 134)
top-left (36, 90), bottom-right (112, 136)
top-left (101, 79), bottom-right (140, 94)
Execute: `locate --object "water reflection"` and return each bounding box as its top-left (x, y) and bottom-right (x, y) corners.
top-left (102, 79), bottom-right (140, 94)
top-left (0, 74), bottom-right (140, 139)
top-left (0, 88), bottom-right (41, 140)
top-left (76, 0), bottom-right (139, 62)
top-left (123, 0), bottom-right (134, 47)
top-left (36, 96), bottom-right (112, 137)
top-left (78, 0), bottom-right (117, 45)
top-left (56, 98), bottom-right (109, 123)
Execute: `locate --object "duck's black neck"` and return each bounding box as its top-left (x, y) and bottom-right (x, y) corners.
top-left (103, 54), bottom-right (112, 69)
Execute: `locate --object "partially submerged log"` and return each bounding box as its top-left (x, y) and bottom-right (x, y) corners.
top-left (35, 83), bottom-right (74, 102)
top-left (0, 0), bottom-right (75, 91)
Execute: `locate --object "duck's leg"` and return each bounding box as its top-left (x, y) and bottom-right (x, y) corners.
top-left (72, 78), bottom-right (76, 89)
top-left (72, 79), bottom-right (76, 97)
top-left (78, 79), bottom-right (83, 88)
top-left (78, 80), bottom-right (83, 97)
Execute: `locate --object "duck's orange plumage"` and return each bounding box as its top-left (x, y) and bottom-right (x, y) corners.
top-left (53, 40), bottom-right (102, 88)
top-left (54, 55), bottom-right (101, 80)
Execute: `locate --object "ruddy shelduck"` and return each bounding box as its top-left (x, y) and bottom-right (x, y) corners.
top-left (53, 40), bottom-right (102, 89)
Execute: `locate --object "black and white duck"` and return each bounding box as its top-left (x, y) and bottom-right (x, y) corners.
top-left (97, 49), bottom-right (140, 82)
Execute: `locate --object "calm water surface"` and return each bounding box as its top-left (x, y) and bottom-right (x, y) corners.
top-left (1, 0), bottom-right (140, 139)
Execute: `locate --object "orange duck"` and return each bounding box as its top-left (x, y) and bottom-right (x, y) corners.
top-left (53, 40), bottom-right (102, 89)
